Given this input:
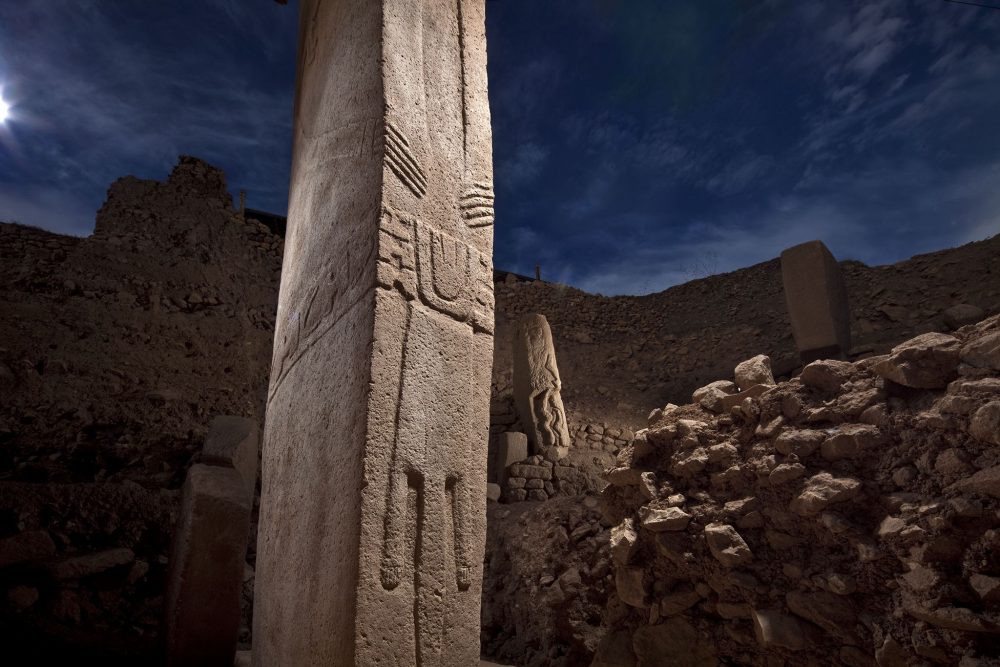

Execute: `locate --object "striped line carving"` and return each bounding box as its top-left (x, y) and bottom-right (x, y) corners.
top-left (384, 121), bottom-right (427, 198)
top-left (460, 182), bottom-right (494, 228)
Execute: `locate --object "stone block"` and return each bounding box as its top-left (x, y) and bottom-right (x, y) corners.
top-left (494, 431), bottom-right (528, 485)
top-left (202, 415), bottom-right (259, 501)
top-left (780, 240), bottom-right (851, 363)
top-left (164, 464), bottom-right (251, 667)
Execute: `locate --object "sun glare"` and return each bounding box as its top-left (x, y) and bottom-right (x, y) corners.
top-left (0, 96), bottom-right (9, 123)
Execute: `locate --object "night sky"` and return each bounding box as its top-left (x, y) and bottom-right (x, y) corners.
top-left (1, 1), bottom-right (998, 295)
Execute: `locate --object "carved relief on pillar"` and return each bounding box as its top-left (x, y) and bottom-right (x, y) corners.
top-left (376, 204), bottom-right (494, 334)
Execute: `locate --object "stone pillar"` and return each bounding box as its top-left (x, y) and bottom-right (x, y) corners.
top-left (780, 240), bottom-right (852, 364)
top-left (164, 464), bottom-right (252, 667)
top-left (494, 431), bottom-right (529, 486)
top-left (513, 314), bottom-right (570, 461)
top-left (253, 1), bottom-right (494, 665)
top-left (202, 415), bottom-right (259, 502)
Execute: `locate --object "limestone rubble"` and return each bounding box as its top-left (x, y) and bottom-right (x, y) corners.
top-left (598, 314), bottom-right (1000, 665)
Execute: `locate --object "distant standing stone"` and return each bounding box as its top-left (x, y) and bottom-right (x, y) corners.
top-left (780, 240), bottom-right (851, 363)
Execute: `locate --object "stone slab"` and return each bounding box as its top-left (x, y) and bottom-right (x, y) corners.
top-left (494, 431), bottom-right (528, 485)
top-left (780, 240), bottom-right (851, 363)
top-left (164, 464), bottom-right (251, 667)
top-left (203, 415), bottom-right (259, 501)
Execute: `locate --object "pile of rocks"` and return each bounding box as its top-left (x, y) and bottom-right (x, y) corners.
top-left (482, 496), bottom-right (612, 667)
top-left (596, 313), bottom-right (1000, 665)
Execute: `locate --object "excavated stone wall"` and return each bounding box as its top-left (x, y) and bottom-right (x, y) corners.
top-left (595, 315), bottom-right (1000, 666)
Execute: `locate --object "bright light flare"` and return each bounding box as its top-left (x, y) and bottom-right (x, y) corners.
top-left (0, 95), bottom-right (9, 123)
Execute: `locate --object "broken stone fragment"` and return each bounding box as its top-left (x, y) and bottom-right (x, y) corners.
top-left (970, 401), bottom-right (1000, 446)
top-left (769, 462), bottom-right (806, 486)
top-left (640, 507), bottom-right (692, 532)
top-left (734, 354), bottom-right (775, 391)
top-left (719, 384), bottom-right (770, 413)
top-left (704, 523), bottom-right (752, 567)
top-left (774, 428), bottom-right (825, 458)
top-left (610, 518), bottom-right (638, 566)
top-left (821, 424), bottom-right (883, 461)
top-left (873, 332), bottom-right (961, 388)
top-left (751, 608), bottom-right (805, 651)
top-left (801, 358), bottom-right (855, 393)
top-left (693, 380), bottom-right (738, 413)
top-left (606, 466), bottom-right (646, 486)
top-left (790, 472), bottom-right (862, 516)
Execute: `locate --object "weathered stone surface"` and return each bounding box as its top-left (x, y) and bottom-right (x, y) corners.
top-left (774, 429), bottom-right (825, 457)
top-left (780, 240), bottom-right (851, 363)
top-left (640, 507), bottom-right (692, 532)
top-left (821, 424), bottom-right (883, 461)
top-left (0, 530), bottom-right (56, 569)
top-left (791, 472), bottom-right (862, 516)
top-left (874, 333), bottom-right (961, 388)
top-left (693, 380), bottom-right (737, 413)
top-left (253, 2), bottom-right (495, 664)
top-left (509, 463), bottom-right (552, 480)
top-left (494, 431), bottom-right (528, 484)
top-left (970, 401), bottom-right (1000, 445)
top-left (611, 518), bottom-right (639, 566)
top-left (513, 313), bottom-right (571, 461)
top-left (704, 523), bottom-right (752, 567)
top-left (962, 331), bottom-right (1000, 370)
top-left (734, 354), bottom-right (775, 391)
top-left (801, 359), bottom-right (855, 393)
top-left (165, 464), bottom-right (251, 667)
top-left (202, 415), bottom-right (259, 501)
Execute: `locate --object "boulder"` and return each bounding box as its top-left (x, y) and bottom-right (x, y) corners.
top-left (640, 507), bottom-right (691, 532)
top-left (821, 424), bottom-right (883, 461)
top-left (873, 333), bottom-right (961, 389)
top-left (962, 332), bottom-right (1000, 371)
top-left (791, 473), bottom-right (862, 516)
top-left (801, 359), bottom-right (855, 393)
top-left (0, 530), bottom-right (56, 569)
top-left (633, 618), bottom-right (716, 667)
top-left (734, 355), bottom-right (775, 391)
top-left (692, 380), bottom-right (738, 413)
top-left (704, 523), bottom-right (752, 567)
top-left (970, 401), bottom-right (1000, 445)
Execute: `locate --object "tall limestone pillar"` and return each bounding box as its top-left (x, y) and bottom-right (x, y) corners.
top-left (513, 313), bottom-right (571, 461)
top-left (780, 240), bottom-right (852, 364)
top-left (253, 2), bottom-right (494, 665)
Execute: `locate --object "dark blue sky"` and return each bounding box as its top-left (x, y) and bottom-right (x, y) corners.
top-left (1, 1), bottom-right (998, 295)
